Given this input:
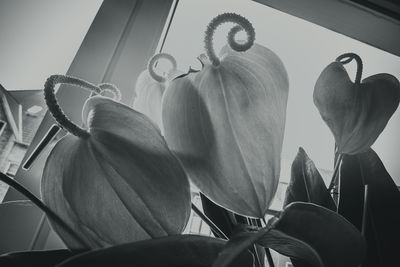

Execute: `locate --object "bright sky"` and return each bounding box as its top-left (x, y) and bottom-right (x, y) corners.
top-left (162, 0), bottom-right (400, 183)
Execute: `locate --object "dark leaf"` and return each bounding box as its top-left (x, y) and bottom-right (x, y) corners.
top-left (200, 193), bottom-right (264, 266)
top-left (284, 147), bottom-right (336, 211)
top-left (56, 235), bottom-right (253, 267)
top-left (200, 193), bottom-right (248, 238)
top-left (0, 249), bottom-right (81, 267)
top-left (212, 224), bottom-right (270, 267)
top-left (284, 148), bottom-right (337, 267)
top-left (212, 202), bottom-right (365, 267)
top-left (339, 148), bottom-right (400, 266)
top-left (338, 155), bottom-right (364, 231)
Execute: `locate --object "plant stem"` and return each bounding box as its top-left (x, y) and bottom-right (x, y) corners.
top-left (247, 218), bottom-right (262, 267)
top-left (191, 203), bottom-right (228, 239)
top-left (328, 154), bottom-right (343, 191)
top-left (336, 53), bottom-right (363, 84)
top-left (0, 172), bottom-right (90, 249)
top-left (328, 153), bottom-right (343, 207)
top-left (359, 183), bottom-right (369, 267)
top-left (361, 185), bottom-right (369, 236)
top-left (262, 218), bottom-right (275, 267)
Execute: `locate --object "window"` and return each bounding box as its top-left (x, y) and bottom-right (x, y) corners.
top-left (161, 0), bottom-right (400, 192)
top-left (0, 0), bottom-right (103, 90)
top-left (0, 0), bottom-right (102, 179)
top-left (26, 106), bottom-right (43, 117)
top-left (5, 162), bottom-right (19, 177)
top-left (0, 2), bottom-right (102, 196)
top-left (0, 0), bottom-right (105, 252)
top-left (1, 0), bottom-right (177, 252)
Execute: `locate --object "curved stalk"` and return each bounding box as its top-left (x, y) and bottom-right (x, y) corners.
top-left (336, 53), bottom-right (363, 84)
top-left (98, 83), bottom-right (122, 101)
top-left (204, 13), bottom-right (255, 66)
top-left (148, 53), bottom-right (177, 83)
top-left (44, 75), bottom-right (120, 138)
top-left (45, 75), bottom-right (99, 138)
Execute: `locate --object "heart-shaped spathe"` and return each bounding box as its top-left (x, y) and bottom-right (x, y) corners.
top-left (313, 53), bottom-right (400, 155)
top-left (162, 44), bottom-right (289, 218)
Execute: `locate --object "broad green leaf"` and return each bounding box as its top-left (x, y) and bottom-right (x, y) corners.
top-left (212, 202), bottom-right (365, 267)
top-left (0, 249), bottom-right (80, 267)
top-left (284, 147), bottom-right (336, 211)
top-left (339, 148), bottom-right (400, 266)
top-left (57, 235), bottom-right (253, 267)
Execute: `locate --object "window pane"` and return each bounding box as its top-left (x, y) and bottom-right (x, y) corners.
top-left (162, 0), bottom-right (400, 196)
top-left (189, 215), bottom-right (202, 234)
top-left (0, 0), bottom-right (102, 202)
top-left (0, 0), bottom-right (103, 90)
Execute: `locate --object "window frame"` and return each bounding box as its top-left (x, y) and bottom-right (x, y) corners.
top-left (254, 0), bottom-right (400, 57)
top-left (0, 0), bottom-right (176, 253)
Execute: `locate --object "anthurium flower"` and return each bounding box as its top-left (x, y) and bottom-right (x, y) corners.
top-left (41, 75), bottom-right (191, 249)
top-left (314, 53), bottom-right (400, 155)
top-left (133, 53), bottom-right (183, 131)
top-left (162, 13), bottom-right (289, 218)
